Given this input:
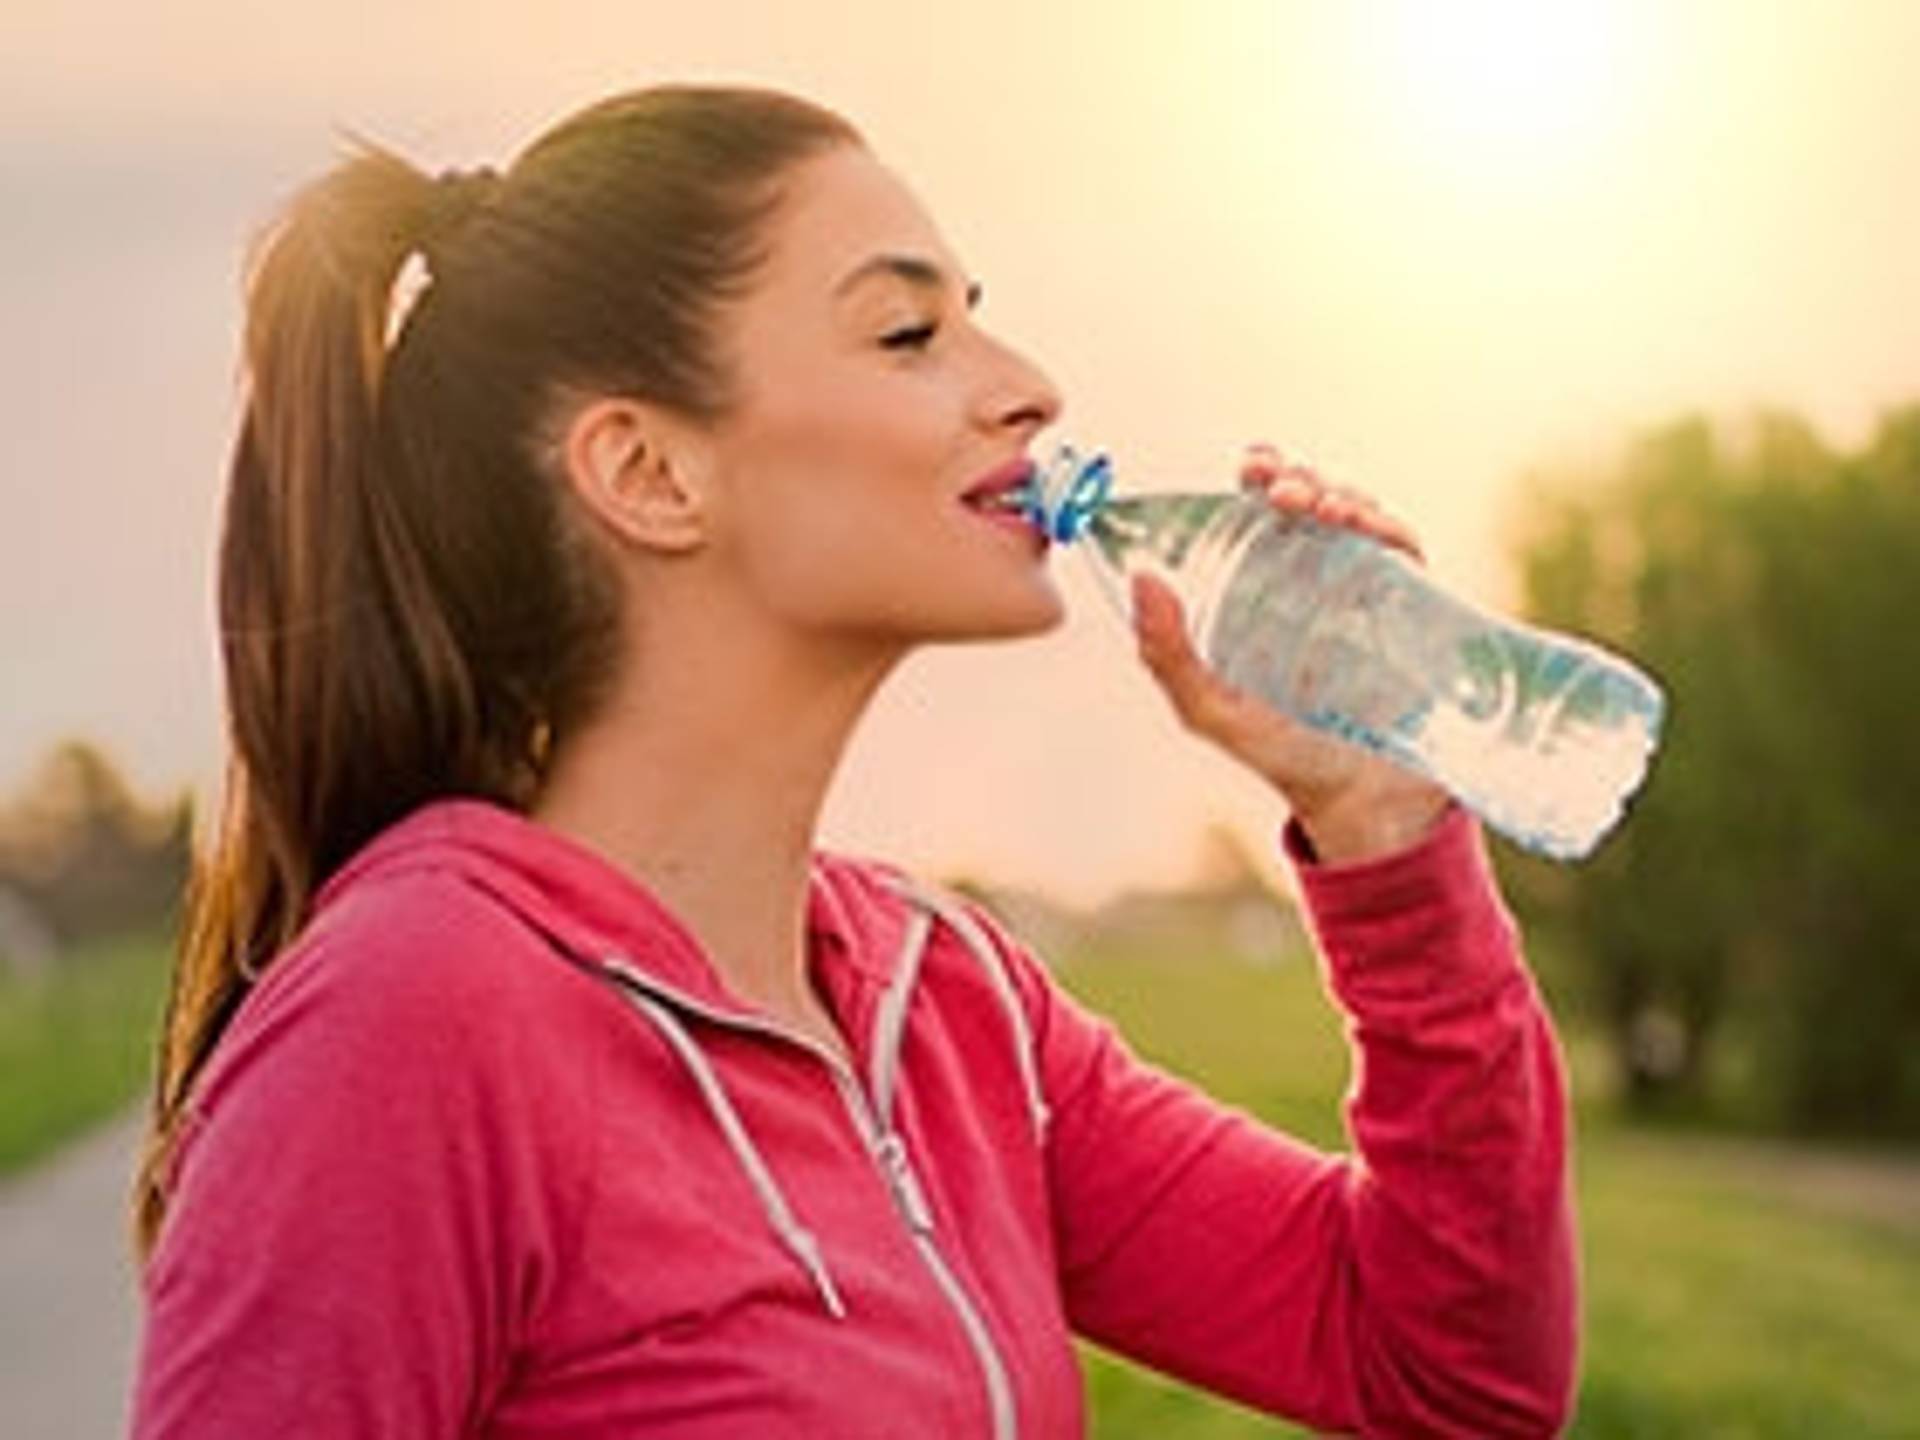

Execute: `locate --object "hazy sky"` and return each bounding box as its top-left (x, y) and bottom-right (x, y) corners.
top-left (3, 0), bottom-right (1916, 904)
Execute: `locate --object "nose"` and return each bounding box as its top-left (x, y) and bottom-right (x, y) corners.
top-left (975, 331), bottom-right (1063, 437)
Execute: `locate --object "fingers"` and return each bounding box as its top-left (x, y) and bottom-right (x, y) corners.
top-left (1237, 442), bottom-right (1426, 564)
top-left (1130, 571), bottom-right (1198, 686)
top-left (1131, 572), bottom-right (1272, 746)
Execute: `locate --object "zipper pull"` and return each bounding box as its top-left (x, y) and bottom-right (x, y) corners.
top-left (874, 1132), bottom-right (936, 1235)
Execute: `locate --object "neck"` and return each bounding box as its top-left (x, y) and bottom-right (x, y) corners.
top-left (533, 613), bottom-right (900, 1023)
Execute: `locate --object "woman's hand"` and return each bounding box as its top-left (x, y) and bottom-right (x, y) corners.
top-left (1130, 442), bottom-right (1451, 864)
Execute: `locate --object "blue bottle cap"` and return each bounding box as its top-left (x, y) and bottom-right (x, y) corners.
top-left (1021, 444), bottom-right (1113, 544)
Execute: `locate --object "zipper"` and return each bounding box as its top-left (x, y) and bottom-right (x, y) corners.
top-left (827, 1068), bottom-right (1019, 1440)
top-left (599, 959), bottom-right (1020, 1440)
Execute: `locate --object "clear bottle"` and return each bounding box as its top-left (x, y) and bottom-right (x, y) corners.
top-left (1023, 444), bottom-right (1666, 861)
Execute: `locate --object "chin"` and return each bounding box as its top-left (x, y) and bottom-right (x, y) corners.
top-left (952, 585), bottom-right (1068, 643)
top-left (1013, 591), bottom-right (1070, 636)
top-left (869, 569), bottom-right (1068, 646)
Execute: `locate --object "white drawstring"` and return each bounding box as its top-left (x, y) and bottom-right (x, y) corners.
top-left (882, 878), bottom-right (1052, 1142)
top-left (622, 989), bottom-right (848, 1321)
top-left (587, 877), bottom-right (1048, 1332)
top-left (869, 905), bottom-right (935, 1124)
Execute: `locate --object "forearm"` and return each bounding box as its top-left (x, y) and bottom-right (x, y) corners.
top-left (1290, 805), bottom-right (1579, 1437)
top-left (1035, 804), bottom-right (1577, 1436)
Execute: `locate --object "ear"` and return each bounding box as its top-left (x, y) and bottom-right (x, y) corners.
top-left (558, 396), bottom-right (713, 555)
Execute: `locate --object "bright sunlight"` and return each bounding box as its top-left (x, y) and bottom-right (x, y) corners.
top-left (1379, 0), bottom-right (1639, 182)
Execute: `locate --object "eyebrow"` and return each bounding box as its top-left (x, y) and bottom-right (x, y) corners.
top-left (833, 253), bottom-right (983, 310)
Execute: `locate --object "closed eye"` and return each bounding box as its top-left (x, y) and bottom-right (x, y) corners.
top-left (881, 322), bottom-right (938, 350)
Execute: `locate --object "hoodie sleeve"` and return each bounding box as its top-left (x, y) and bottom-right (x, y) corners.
top-left (129, 873), bottom-right (601, 1440)
top-left (992, 806), bottom-right (1578, 1438)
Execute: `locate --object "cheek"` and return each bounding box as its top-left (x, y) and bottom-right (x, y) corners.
top-left (715, 438), bottom-right (896, 622)
top-left (711, 351), bottom-right (981, 624)
top-left (737, 490), bottom-right (955, 628)
top-left (755, 501), bottom-right (878, 595)
top-left (727, 378), bottom-right (954, 552)
top-left (742, 340), bottom-right (945, 461)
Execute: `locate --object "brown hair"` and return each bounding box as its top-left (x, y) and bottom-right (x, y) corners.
top-left (133, 86), bottom-right (862, 1263)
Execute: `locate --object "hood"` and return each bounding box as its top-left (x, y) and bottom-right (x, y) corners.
top-left (310, 797), bottom-right (918, 1020)
top-left (303, 796), bottom-right (1050, 1337)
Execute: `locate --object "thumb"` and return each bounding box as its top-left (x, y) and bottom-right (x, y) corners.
top-left (1131, 573), bottom-right (1228, 725)
top-left (1130, 571), bottom-right (1190, 659)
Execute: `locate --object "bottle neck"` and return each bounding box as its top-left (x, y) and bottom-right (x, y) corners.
top-left (1073, 491), bottom-right (1276, 644)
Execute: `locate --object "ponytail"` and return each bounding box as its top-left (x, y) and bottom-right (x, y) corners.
top-left (134, 142), bottom-right (488, 1260)
top-left (133, 87), bottom-right (862, 1266)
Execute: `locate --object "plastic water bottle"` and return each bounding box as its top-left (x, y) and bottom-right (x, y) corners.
top-left (1023, 444), bottom-right (1666, 861)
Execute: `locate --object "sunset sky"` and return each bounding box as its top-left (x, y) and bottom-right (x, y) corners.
top-left (3, 0), bottom-right (1915, 905)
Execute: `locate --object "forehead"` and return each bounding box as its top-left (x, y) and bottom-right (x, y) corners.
top-left (756, 146), bottom-right (963, 299)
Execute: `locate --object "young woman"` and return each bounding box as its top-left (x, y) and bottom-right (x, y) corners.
top-left (129, 85), bottom-right (1578, 1438)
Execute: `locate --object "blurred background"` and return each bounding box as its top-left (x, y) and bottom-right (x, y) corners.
top-left (1, 1), bottom-right (1914, 1434)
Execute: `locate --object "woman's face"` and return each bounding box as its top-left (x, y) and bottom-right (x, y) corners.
top-left (696, 143), bottom-right (1066, 652)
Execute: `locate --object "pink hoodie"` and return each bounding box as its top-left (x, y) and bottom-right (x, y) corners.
top-left (132, 798), bottom-right (1577, 1437)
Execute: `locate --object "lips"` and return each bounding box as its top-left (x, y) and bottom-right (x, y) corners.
top-left (957, 456), bottom-right (1048, 553)
top-left (960, 458), bottom-right (1038, 515)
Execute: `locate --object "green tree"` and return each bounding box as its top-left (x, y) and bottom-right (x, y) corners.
top-left (1502, 405), bottom-right (1920, 1139)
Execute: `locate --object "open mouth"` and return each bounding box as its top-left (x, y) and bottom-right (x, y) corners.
top-left (961, 488), bottom-right (1034, 516)
top-left (960, 460), bottom-right (1039, 518)
top-left (959, 484), bottom-right (1047, 551)
top-left (956, 459), bottom-right (1049, 553)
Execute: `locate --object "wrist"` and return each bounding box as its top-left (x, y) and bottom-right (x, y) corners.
top-left (1293, 776), bottom-right (1452, 865)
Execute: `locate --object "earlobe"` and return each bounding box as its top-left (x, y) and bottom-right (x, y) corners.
top-left (562, 398), bottom-right (711, 555)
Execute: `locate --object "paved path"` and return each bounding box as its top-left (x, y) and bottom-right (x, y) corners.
top-left (0, 1107), bottom-right (144, 1439)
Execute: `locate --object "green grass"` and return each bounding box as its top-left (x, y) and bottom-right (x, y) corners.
top-left (0, 930), bottom-right (171, 1176)
top-left (1570, 1128), bottom-right (1920, 1438)
top-left (1054, 935), bottom-right (1920, 1438)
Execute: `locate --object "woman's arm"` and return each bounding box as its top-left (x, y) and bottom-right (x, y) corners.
top-left (1016, 441), bottom-right (1576, 1432)
top-left (995, 808), bottom-right (1576, 1436)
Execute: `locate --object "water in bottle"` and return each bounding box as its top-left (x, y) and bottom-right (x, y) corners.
top-left (1021, 444), bottom-right (1665, 861)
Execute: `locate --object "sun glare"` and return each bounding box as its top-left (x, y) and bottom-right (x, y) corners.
top-left (1382, 0), bottom-right (1636, 181)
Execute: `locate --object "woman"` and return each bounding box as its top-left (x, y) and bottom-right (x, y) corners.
top-left (130, 85), bottom-right (1577, 1437)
